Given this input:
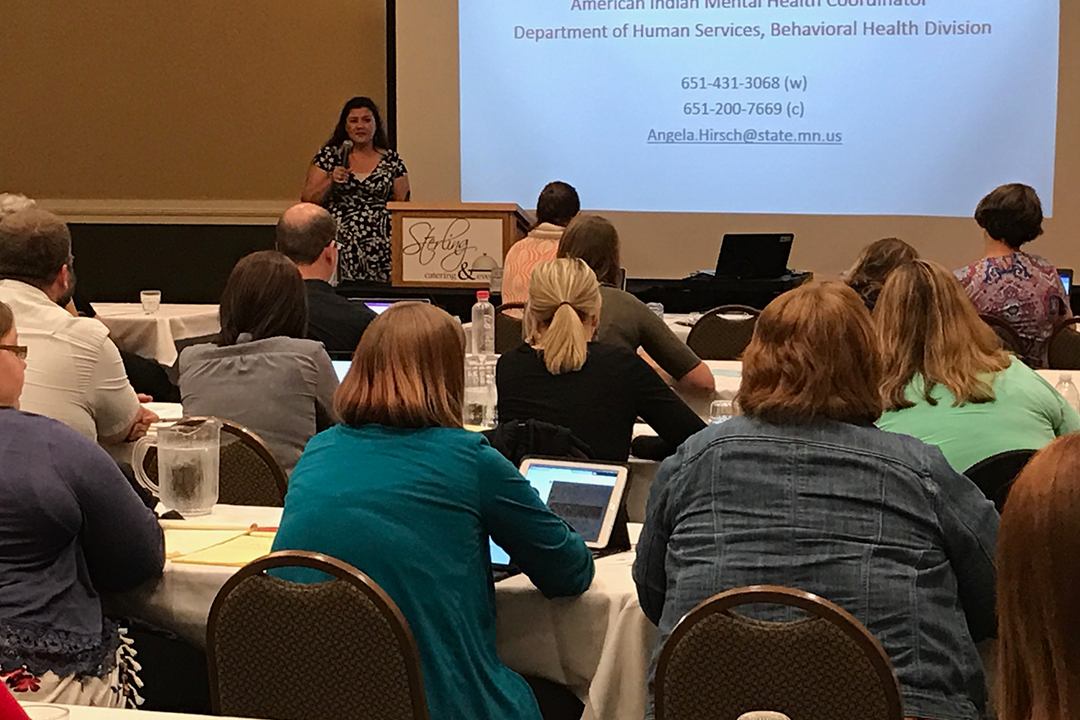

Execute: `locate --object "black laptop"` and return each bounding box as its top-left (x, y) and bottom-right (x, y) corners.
top-left (715, 233), bottom-right (794, 280)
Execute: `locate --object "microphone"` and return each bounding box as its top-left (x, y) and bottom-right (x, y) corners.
top-left (340, 140), bottom-right (353, 169)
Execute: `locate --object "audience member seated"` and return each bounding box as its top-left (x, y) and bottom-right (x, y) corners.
top-left (633, 281), bottom-right (999, 720)
top-left (955, 183), bottom-right (1071, 367)
top-left (502, 181), bottom-right (580, 306)
top-left (843, 236), bottom-right (918, 311)
top-left (0, 194), bottom-right (177, 401)
top-left (0, 299), bottom-right (165, 706)
top-left (0, 209), bottom-right (157, 444)
top-left (557, 214), bottom-right (715, 397)
top-left (996, 433), bottom-right (1080, 720)
top-left (497, 258), bottom-right (704, 461)
top-left (876, 260), bottom-right (1079, 472)
top-left (275, 202), bottom-right (376, 354)
top-left (271, 302), bottom-right (593, 720)
top-left (179, 251), bottom-right (338, 474)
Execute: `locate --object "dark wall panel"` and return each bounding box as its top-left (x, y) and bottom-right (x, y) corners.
top-left (71, 225), bottom-right (275, 305)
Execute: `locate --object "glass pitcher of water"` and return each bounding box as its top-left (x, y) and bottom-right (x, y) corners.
top-left (133, 417), bottom-right (221, 516)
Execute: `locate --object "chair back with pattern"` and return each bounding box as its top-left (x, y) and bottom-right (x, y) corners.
top-left (208, 551), bottom-right (429, 720)
top-left (1047, 318), bottom-right (1080, 369)
top-left (964, 448), bottom-right (1036, 512)
top-left (495, 302), bottom-right (525, 354)
top-left (142, 417), bottom-right (288, 506)
top-left (979, 314), bottom-right (1031, 361)
top-left (685, 305), bottom-right (761, 361)
top-left (655, 585), bottom-right (903, 720)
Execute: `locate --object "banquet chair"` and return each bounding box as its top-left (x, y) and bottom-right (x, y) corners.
top-left (495, 302), bottom-right (525, 354)
top-left (654, 585), bottom-right (903, 720)
top-left (685, 305), bottom-right (761, 361)
top-left (1047, 318), bottom-right (1080, 369)
top-left (964, 449), bottom-right (1036, 513)
top-left (207, 550), bottom-right (429, 720)
top-left (142, 417), bottom-right (288, 507)
top-left (979, 314), bottom-right (1031, 362)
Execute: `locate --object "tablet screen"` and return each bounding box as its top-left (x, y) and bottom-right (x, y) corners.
top-left (489, 460), bottom-right (623, 567)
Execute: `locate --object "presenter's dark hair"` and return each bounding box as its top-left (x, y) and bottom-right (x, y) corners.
top-left (536, 181), bottom-right (580, 227)
top-left (974, 183), bottom-right (1044, 249)
top-left (327, 96), bottom-right (389, 150)
top-left (218, 251), bottom-right (308, 346)
top-left (557, 214), bottom-right (621, 287)
top-left (0, 208), bottom-right (72, 289)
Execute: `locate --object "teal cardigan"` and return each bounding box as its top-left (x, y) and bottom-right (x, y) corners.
top-left (272, 423), bottom-right (595, 719)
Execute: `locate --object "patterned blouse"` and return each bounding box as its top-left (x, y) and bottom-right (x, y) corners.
top-left (955, 250), bottom-right (1071, 365)
top-left (313, 146), bottom-right (408, 283)
top-left (500, 223), bottom-right (564, 305)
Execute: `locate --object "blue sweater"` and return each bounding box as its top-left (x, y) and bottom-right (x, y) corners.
top-left (0, 408), bottom-right (164, 677)
top-left (272, 424), bottom-right (595, 720)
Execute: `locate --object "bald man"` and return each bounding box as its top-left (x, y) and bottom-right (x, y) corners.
top-left (276, 203), bottom-right (376, 354)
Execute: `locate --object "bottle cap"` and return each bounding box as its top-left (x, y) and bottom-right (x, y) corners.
top-left (477, 290), bottom-right (490, 301)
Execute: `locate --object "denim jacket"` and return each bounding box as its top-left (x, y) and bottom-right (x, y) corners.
top-left (633, 417), bottom-right (998, 720)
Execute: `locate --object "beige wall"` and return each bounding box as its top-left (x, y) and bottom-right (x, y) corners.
top-left (1, 0), bottom-right (386, 208)
top-left (397, 0), bottom-right (1080, 280)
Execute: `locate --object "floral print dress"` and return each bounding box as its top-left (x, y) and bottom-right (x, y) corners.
top-left (313, 146), bottom-right (408, 283)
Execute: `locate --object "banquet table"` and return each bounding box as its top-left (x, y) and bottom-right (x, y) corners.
top-left (663, 312), bottom-right (695, 342)
top-left (92, 303), bottom-right (220, 366)
top-left (110, 506), bottom-right (655, 720)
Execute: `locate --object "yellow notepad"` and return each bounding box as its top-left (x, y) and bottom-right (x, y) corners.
top-left (164, 528), bottom-right (254, 559)
top-left (170, 532), bottom-right (277, 567)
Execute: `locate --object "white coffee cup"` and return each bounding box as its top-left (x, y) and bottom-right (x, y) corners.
top-left (141, 290), bottom-right (162, 314)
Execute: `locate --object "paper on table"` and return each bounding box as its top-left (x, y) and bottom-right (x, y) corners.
top-left (164, 526), bottom-right (257, 559)
top-left (143, 402), bottom-right (184, 421)
top-left (171, 532), bottom-right (276, 567)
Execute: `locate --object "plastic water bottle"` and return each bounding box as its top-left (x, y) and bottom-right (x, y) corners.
top-left (1056, 372), bottom-right (1080, 413)
top-left (471, 290), bottom-right (496, 358)
top-left (464, 354), bottom-right (498, 429)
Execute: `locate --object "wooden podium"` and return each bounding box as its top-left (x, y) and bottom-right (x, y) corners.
top-left (389, 202), bottom-right (533, 288)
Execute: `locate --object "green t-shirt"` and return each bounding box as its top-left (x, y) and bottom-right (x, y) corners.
top-left (878, 360), bottom-right (1080, 472)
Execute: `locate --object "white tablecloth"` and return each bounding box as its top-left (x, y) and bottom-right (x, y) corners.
top-left (664, 313), bottom-right (695, 342)
top-left (110, 506), bottom-right (653, 720)
top-left (93, 304), bottom-right (220, 366)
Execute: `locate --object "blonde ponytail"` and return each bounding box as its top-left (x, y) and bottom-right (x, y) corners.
top-left (524, 259), bottom-right (602, 374)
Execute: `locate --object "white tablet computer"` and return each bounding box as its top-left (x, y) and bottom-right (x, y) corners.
top-left (489, 458), bottom-right (629, 567)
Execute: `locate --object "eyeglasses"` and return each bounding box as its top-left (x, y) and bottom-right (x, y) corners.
top-left (0, 345), bottom-right (27, 360)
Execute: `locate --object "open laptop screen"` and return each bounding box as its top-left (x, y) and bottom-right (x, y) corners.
top-left (350, 297), bottom-right (432, 315)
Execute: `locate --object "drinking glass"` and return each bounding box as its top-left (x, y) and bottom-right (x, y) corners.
top-left (20, 706), bottom-right (70, 720)
top-left (141, 289), bottom-right (162, 314)
top-left (708, 399), bottom-right (737, 424)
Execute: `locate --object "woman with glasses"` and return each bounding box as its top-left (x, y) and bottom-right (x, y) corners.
top-left (0, 300), bottom-right (165, 706)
